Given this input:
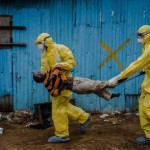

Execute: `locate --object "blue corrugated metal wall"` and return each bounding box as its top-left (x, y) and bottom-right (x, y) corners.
top-left (0, 0), bottom-right (149, 112)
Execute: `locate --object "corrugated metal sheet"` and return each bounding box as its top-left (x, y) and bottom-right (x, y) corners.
top-left (0, 0), bottom-right (150, 112)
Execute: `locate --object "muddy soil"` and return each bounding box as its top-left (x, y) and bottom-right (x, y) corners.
top-left (0, 113), bottom-right (150, 150)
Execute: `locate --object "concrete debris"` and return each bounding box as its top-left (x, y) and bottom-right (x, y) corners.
top-left (0, 110), bottom-right (34, 124)
top-left (124, 112), bottom-right (132, 116)
top-left (26, 122), bottom-right (34, 128)
top-left (109, 118), bottom-right (120, 125)
top-left (25, 121), bottom-right (51, 129)
top-left (135, 112), bottom-right (139, 116)
top-left (12, 117), bottom-right (24, 125)
top-left (0, 112), bottom-right (14, 121)
top-left (0, 114), bottom-right (2, 120)
top-left (104, 119), bottom-right (109, 122)
top-left (111, 111), bottom-right (121, 115)
top-left (100, 114), bottom-right (109, 119)
top-left (15, 110), bottom-right (33, 118)
top-left (0, 127), bottom-right (4, 134)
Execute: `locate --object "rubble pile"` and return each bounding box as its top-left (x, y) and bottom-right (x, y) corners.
top-left (99, 111), bottom-right (139, 125)
top-left (0, 110), bottom-right (35, 124)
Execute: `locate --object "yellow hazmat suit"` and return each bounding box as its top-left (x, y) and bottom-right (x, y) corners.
top-left (120, 25), bottom-right (150, 138)
top-left (34, 33), bottom-right (89, 137)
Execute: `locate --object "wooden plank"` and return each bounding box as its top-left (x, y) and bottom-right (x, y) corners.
top-left (0, 16), bottom-right (12, 48)
top-left (0, 26), bottom-right (25, 30)
top-left (0, 43), bottom-right (26, 46)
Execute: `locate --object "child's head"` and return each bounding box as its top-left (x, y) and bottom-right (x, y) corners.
top-left (33, 71), bottom-right (46, 83)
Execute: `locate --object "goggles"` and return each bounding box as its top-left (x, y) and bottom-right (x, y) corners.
top-left (137, 32), bottom-right (150, 38)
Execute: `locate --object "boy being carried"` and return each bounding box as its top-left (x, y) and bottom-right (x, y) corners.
top-left (33, 65), bottom-right (120, 100)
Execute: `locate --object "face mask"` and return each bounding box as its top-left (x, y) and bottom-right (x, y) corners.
top-left (37, 43), bottom-right (44, 51)
top-left (137, 38), bottom-right (144, 44)
top-left (37, 44), bottom-right (46, 55)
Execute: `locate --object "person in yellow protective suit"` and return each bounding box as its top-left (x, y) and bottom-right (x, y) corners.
top-left (34, 33), bottom-right (91, 143)
top-left (108, 25), bottom-right (150, 145)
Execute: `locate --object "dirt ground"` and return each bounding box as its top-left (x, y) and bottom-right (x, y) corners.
top-left (0, 113), bottom-right (150, 150)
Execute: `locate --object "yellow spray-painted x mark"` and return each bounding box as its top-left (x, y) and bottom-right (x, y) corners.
top-left (98, 39), bottom-right (130, 70)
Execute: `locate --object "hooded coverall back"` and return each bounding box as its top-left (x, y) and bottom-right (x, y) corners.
top-left (120, 25), bottom-right (150, 138)
top-left (35, 33), bottom-right (89, 137)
